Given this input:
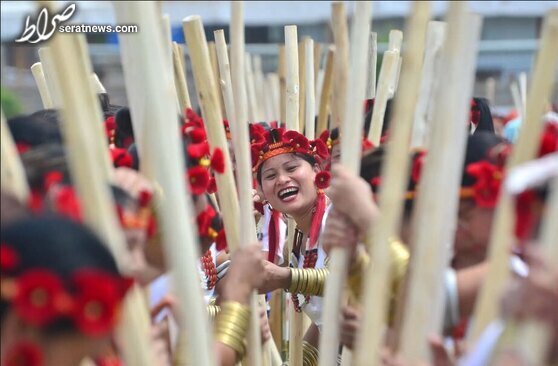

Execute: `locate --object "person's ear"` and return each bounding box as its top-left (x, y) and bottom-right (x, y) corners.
top-left (313, 164), bottom-right (321, 174)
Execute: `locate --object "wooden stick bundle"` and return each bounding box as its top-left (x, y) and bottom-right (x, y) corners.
top-left (352, 3), bottom-right (431, 365)
top-left (388, 30), bottom-right (403, 97)
top-left (319, 3), bottom-right (371, 366)
top-left (469, 8), bottom-right (558, 344)
top-left (330, 2), bottom-right (349, 129)
top-left (30, 62), bottom-right (53, 109)
top-left (172, 42), bottom-right (193, 112)
top-left (47, 31), bottom-right (156, 366)
top-left (1, 109), bottom-right (30, 203)
top-left (316, 46), bottom-right (335, 135)
top-left (398, 7), bottom-right (482, 362)
top-left (305, 38), bottom-right (316, 139)
top-left (410, 21), bottom-right (447, 148)
top-left (366, 32), bottom-right (378, 99)
top-left (114, 3), bottom-right (215, 365)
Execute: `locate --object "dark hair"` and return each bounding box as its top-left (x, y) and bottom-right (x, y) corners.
top-left (471, 98), bottom-right (495, 134)
top-left (8, 113), bottom-right (62, 147)
top-left (462, 131), bottom-right (506, 187)
top-left (114, 107), bottom-right (135, 148)
top-left (0, 216), bottom-right (120, 333)
top-left (359, 146), bottom-right (417, 219)
top-left (20, 143), bottom-right (71, 191)
top-left (256, 152), bottom-right (316, 187)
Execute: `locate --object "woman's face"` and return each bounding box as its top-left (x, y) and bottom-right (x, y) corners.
top-left (259, 154), bottom-right (319, 217)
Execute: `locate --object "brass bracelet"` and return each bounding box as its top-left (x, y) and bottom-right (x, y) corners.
top-left (207, 304), bottom-right (221, 322)
top-left (214, 301), bottom-right (250, 361)
top-left (288, 268), bottom-right (329, 297)
top-left (347, 248), bottom-right (370, 302)
top-left (302, 340), bottom-right (319, 366)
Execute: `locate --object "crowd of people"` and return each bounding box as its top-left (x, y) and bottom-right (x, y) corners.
top-left (2, 19), bottom-right (558, 366)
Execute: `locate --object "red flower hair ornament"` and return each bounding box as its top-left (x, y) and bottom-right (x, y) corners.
top-left (250, 128), bottom-right (330, 172)
top-left (464, 161), bottom-right (503, 208)
top-left (315, 171), bottom-right (331, 189)
top-left (0, 251), bottom-right (133, 338)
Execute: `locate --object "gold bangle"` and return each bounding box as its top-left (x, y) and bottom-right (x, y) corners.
top-left (302, 340), bottom-right (319, 366)
top-left (288, 268), bottom-right (300, 293)
top-left (214, 301), bottom-right (250, 361)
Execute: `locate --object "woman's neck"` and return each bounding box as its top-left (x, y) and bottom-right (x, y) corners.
top-left (292, 202), bottom-right (315, 235)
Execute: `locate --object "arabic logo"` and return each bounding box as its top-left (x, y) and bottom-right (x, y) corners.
top-left (15, 3), bottom-right (76, 44)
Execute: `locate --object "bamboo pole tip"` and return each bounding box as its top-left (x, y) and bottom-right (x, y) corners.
top-left (31, 62), bottom-right (41, 70)
top-left (183, 15), bottom-right (201, 23)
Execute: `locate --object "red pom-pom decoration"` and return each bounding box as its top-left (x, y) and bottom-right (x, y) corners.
top-left (210, 148), bottom-right (226, 174)
top-left (314, 171), bottom-right (331, 189)
top-left (0, 244), bottom-right (20, 273)
top-left (187, 167), bottom-right (210, 195)
top-left (4, 340), bottom-right (44, 366)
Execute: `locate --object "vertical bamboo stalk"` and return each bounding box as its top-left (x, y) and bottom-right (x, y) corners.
top-left (330, 2), bottom-right (349, 129)
top-left (268, 72), bottom-right (281, 122)
top-left (173, 42), bottom-right (193, 112)
top-left (485, 77), bottom-right (496, 106)
top-left (366, 50), bottom-right (398, 144)
top-left (245, 53), bottom-right (260, 123)
top-left (30, 62), bottom-right (53, 108)
top-left (298, 38), bottom-right (307, 132)
top-left (469, 8), bottom-right (558, 345)
top-left (366, 32), bottom-right (378, 99)
top-left (410, 21), bottom-right (447, 148)
top-left (114, 3), bottom-right (214, 365)
top-left (319, 3), bottom-right (372, 366)
top-left (209, 41), bottom-right (226, 118)
top-left (399, 8), bottom-right (481, 362)
top-left (285, 26), bottom-right (300, 131)
top-left (305, 38), bottom-right (316, 139)
top-left (388, 29), bottom-right (404, 97)
top-left (48, 31), bottom-right (157, 366)
top-left (278, 45), bottom-right (287, 124)
top-left (313, 41), bottom-right (322, 96)
top-left (316, 47), bottom-right (335, 135)
top-left (253, 55), bottom-right (268, 121)
top-left (38, 47), bottom-right (61, 108)
top-left (1, 109), bottom-right (30, 203)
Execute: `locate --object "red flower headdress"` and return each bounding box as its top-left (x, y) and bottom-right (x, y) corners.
top-left (0, 245), bottom-right (133, 338)
top-left (461, 161), bottom-right (504, 208)
top-left (104, 116), bottom-right (117, 147)
top-left (181, 108), bottom-right (227, 195)
top-left (250, 128), bottom-right (329, 173)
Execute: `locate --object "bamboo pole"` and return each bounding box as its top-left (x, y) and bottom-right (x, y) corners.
top-left (299, 38), bottom-right (307, 133)
top-left (160, 14), bottom-right (180, 114)
top-left (113, 3), bottom-right (214, 365)
top-left (268, 72), bottom-right (281, 122)
top-left (173, 42), bottom-right (193, 112)
top-left (410, 21), bottom-right (447, 148)
top-left (209, 41), bottom-right (226, 118)
top-left (366, 50), bottom-right (398, 144)
top-left (38, 47), bottom-right (61, 108)
top-left (485, 77), bottom-right (496, 107)
top-left (353, 3), bottom-right (432, 366)
top-left (510, 80), bottom-right (524, 118)
top-left (278, 45), bottom-right (287, 124)
top-left (469, 8), bottom-right (558, 344)
top-left (519, 71), bottom-right (527, 115)
top-left (74, 35), bottom-right (113, 181)
top-left (330, 2), bottom-right (349, 129)
top-left (48, 31), bottom-right (157, 366)
top-left (245, 53), bottom-right (259, 123)
top-left (513, 176), bottom-right (558, 364)
top-left (0, 109), bottom-right (30, 203)
top-left (366, 32), bottom-right (378, 99)
top-left (184, 13), bottom-right (266, 366)
top-left (319, 3), bottom-right (372, 366)
top-left (285, 25), bottom-right (300, 131)
top-left (253, 55), bottom-right (268, 121)
top-left (313, 41), bottom-right (322, 96)
top-left (90, 73), bottom-right (106, 94)
top-left (316, 46), bottom-right (335, 135)
top-left (30, 62), bottom-right (53, 108)
top-left (388, 30), bottom-right (403, 97)
top-left (398, 7), bottom-right (482, 362)
top-left (305, 38), bottom-right (316, 139)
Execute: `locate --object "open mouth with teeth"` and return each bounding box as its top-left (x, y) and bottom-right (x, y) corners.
top-left (277, 187), bottom-right (299, 202)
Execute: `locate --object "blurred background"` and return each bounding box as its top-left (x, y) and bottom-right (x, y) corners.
top-left (1, 1), bottom-right (557, 117)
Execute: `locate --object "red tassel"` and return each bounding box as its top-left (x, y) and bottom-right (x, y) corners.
top-left (210, 148), bottom-right (225, 174)
top-left (308, 192), bottom-right (326, 249)
top-left (187, 142), bottom-right (210, 160)
top-left (267, 210), bottom-right (281, 263)
top-left (216, 229), bottom-right (227, 251)
top-left (189, 128), bottom-right (207, 143)
top-left (137, 190), bottom-right (152, 208)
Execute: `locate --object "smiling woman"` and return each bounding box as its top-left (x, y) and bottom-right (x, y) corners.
top-left (250, 126), bottom-right (331, 355)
